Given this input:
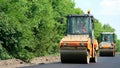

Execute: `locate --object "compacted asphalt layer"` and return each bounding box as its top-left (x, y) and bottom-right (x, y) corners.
top-left (20, 54), bottom-right (120, 68)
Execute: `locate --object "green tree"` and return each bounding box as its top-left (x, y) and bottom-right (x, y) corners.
top-left (0, 0), bottom-right (36, 61)
top-left (102, 24), bottom-right (115, 32)
top-left (116, 40), bottom-right (120, 52)
top-left (94, 19), bottom-right (103, 39)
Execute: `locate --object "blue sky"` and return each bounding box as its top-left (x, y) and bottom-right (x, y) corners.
top-left (74, 0), bottom-right (120, 39)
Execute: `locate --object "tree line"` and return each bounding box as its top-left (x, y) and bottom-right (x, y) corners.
top-left (0, 0), bottom-right (120, 61)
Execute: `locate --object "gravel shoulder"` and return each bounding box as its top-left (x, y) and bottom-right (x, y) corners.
top-left (0, 56), bottom-right (60, 68)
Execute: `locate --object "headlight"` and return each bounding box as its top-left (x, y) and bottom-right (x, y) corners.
top-left (63, 43), bottom-right (68, 47)
top-left (99, 45), bottom-right (102, 48)
top-left (99, 43), bottom-right (103, 48)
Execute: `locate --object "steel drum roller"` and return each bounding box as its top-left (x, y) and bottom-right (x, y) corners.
top-left (99, 49), bottom-right (114, 56)
top-left (60, 47), bottom-right (89, 63)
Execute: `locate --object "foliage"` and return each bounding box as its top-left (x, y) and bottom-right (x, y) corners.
top-left (94, 19), bottom-right (103, 40)
top-left (0, 0), bottom-right (84, 61)
top-left (116, 40), bottom-right (120, 52)
top-left (0, 44), bottom-right (13, 60)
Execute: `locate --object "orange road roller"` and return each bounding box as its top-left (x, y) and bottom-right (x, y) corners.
top-left (59, 11), bottom-right (98, 64)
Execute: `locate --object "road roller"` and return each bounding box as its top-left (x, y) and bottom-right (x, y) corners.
top-left (59, 11), bottom-right (98, 64)
top-left (99, 32), bottom-right (116, 56)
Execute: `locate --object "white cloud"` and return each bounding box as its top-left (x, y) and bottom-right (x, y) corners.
top-left (99, 0), bottom-right (120, 15)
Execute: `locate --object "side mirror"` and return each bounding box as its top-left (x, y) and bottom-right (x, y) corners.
top-left (92, 18), bottom-right (94, 23)
top-left (91, 17), bottom-right (94, 29)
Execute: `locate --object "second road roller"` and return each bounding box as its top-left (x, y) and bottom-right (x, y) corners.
top-left (59, 11), bottom-right (98, 64)
top-left (99, 32), bottom-right (116, 56)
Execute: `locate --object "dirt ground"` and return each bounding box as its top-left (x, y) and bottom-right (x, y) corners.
top-left (0, 56), bottom-right (60, 68)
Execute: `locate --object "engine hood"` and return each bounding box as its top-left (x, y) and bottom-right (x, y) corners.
top-left (61, 35), bottom-right (89, 42)
top-left (99, 42), bottom-right (112, 46)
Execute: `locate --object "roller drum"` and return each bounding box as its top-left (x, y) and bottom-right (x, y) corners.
top-left (99, 49), bottom-right (115, 56)
top-left (60, 47), bottom-right (89, 63)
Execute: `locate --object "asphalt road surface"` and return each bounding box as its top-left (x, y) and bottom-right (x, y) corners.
top-left (20, 54), bottom-right (120, 68)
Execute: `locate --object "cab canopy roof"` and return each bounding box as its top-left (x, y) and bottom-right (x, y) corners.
top-left (100, 32), bottom-right (114, 34)
top-left (67, 14), bottom-right (93, 17)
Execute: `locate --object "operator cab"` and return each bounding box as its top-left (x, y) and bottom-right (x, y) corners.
top-left (67, 14), bottom-right (94, 37)
top-left (100, 32), bottom-right (115, 43)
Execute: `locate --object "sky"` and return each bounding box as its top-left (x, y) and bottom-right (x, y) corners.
top-left (74, 0), bottom-right (120, 39)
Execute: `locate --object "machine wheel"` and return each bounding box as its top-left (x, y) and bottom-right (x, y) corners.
top-left (90, 51), bottom-right (97, 63)
top-left (112, 50), bottom-right (115, 57)
top-left (99, 50), bottom-right (103, 56)
top-left (85, 51), bottom-right (90, 64)
top-left (60, 53), bottom-right (67, 63)
top-left (61, 57), bottom-right (65, 63)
